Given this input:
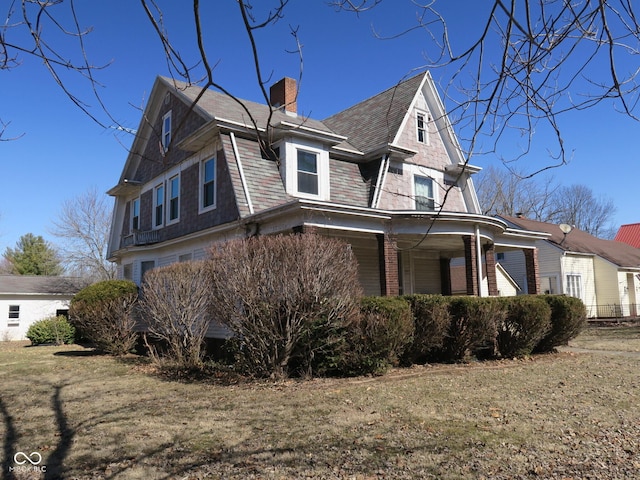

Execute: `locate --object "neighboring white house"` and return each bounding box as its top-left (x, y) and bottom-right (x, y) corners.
top-left (498, 216), bottom-right (640, 318)
top-left (0, 276), bottom-right (84, 341)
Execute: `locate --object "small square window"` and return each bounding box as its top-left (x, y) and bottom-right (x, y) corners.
top-left (297, 150), bottom-right (318, 195)
top-left (8, 305), bottom-right (19, 322)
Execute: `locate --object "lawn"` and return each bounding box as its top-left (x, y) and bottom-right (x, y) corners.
top-left (1, 327), bottom-right (639, 479)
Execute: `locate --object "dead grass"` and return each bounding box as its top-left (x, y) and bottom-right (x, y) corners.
top-left (568, 323), bottom-right (640, 352)
top-left (1, 327), bottom-right (639, 479)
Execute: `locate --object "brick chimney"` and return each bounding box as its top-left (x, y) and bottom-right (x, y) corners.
top-left (269, 77), bottom-right (297, 114)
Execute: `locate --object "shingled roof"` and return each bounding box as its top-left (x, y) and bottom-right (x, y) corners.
top-left (323, 73), bottom-right (425, 154)
top-left (0, 275), bottom-right (85, 295)
top-left (501, 216), bottom-right (640, 269)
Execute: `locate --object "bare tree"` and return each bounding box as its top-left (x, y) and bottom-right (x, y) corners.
top-left (476, 165), bottom-right (617, 237)
top-left (50, 187), bottom-right (116, 281)
top-left (334, 1), bottom-right (640, 173)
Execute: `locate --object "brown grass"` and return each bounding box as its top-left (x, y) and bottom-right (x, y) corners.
top-left (1, 326), bottom-right (639, 479)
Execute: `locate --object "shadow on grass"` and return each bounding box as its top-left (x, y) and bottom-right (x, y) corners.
top-left (0, 398), bottom-right (18, 480)
top-left (53, 349), bottom-right (102, 357)
top-left (44, 385), bottom-right (75, 480)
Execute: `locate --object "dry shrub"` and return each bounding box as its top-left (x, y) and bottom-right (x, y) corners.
top-left (69, 280), bottom-right (138, 355)
top-left (535, 295), bottom-right (587, 352)
top-left (138, 261), bottom-right (211, 369)
top-left (208, 234), bottom-right (362, 378)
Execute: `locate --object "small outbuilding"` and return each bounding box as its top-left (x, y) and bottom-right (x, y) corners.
top-left (0, 275), bottom-right (85, 341)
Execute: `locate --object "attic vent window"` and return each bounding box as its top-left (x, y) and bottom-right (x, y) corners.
top-left (388, 164), bottom-right (404, 175)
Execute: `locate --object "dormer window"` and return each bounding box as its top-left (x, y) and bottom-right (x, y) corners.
top-left (297, 150), bottom-right (319, 195)
top-left (162, 111), bottom-right (172, 151)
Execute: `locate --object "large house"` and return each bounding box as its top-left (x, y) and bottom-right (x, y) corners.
top-left (1, 275), bottom-right (84, 340)
top-left (499, 216), bottom-right (640, 318)
top-left (107, 73), bottom-right (545, 315)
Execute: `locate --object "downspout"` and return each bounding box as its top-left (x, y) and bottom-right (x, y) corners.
top-left (371, 154), bottom-right (390, 209)
top-left (230, 132), bottom-right (254, 215)
top-left (475, 224), bottom-right (484, 297)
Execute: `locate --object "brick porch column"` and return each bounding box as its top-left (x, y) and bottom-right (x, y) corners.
top-left (463, 235), bottom-right (479, 296)
top-left (484, 243), bottom-right (499, 296)
top-left (377, 233), bottom-right (399, 296)
top-left (524, 248), bottom-right (541, 294)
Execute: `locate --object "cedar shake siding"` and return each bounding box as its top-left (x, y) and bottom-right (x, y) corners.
top-left (108, 73), bottom-right (545, 308)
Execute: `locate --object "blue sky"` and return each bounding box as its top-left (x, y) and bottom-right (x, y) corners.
top-left (1, 1), bottom-right (637, 255)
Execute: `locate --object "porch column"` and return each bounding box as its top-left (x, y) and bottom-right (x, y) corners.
top-left (484, 243), bottom-right (499, 297)
top-left (463, 235), bottom-right (479, 296)
top-left (524, 248), bottom-right (541, 294)
top-left (440, 258), bottom-right (452, 296)
top-left (377, 233), bottom-right (399, 296)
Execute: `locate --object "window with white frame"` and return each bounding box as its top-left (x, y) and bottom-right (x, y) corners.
top-left (297, 150), bottom-right (319, 195)
top-left (414, 175), bottom-right (435, 210)
top-left (154, 184), bottom-right (164, 227)
top-left (168, 175), bottom-right (180, 222)
top-left (201, 158), bottom-right (216, 211)
top-left (416, 111), bottom-right (428, 144)
top-left (131, 198), bottom-right (140, 231)
top-left (8, 305), bottom-right (19, 324)
top-left (162, 111), bottom-right (172, 151)
top-left (566, 274), bottom-right (582, 300)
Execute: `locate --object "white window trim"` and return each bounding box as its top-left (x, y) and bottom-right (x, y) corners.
top-left (412, 173), bottom-right (437, 211)
top-left (167, 174), bottom-right (180, 225)
top-left (199, 157), bottom-right (217, 213)
top-left (131, 197), bottom-right (140, 231)
top-left (416, 110), bottom-right (430, 145)
top-left (153, 183), bottom-right (165, 229)
top-left (282, 139), bottom-right (330, 200)
top-left (566, 273), bottom-right (583, 300)
top-left (162, 111), bottom-right (172, 151)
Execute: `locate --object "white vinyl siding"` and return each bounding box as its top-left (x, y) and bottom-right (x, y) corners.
top-left (349, 240), bottom-right (381, 296)
top-left (561, 254), bottom-right (597, 317)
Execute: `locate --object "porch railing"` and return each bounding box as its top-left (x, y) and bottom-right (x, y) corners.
top-left (121, 230), bottom-right (160, 248)
top-left (586, 303), bottom-right (639, 319)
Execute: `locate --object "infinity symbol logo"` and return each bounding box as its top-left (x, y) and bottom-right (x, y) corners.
top-left (13, 451), bottom-right (42, 465)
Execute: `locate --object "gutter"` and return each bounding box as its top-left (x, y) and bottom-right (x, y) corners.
top-left (230, 132), bottom-right (254, 215)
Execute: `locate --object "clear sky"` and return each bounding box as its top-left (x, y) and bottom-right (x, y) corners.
top-left (1, 1), bottom-right (638, 255)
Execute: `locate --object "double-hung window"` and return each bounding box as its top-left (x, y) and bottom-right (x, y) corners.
top-left (201, 158), bottom-right (216, 210)
top-left (416, 112), bottom-right (427, 144)
top-left (168, 175), bottom-right (180, 222)
top-left (414, 175), bottom-right (435, 210)
top-left (162, 111), bottom-right (172, 151)
top-left (154, 184), bottom-right (164, 227)
top-left (8, 305), bottom-right (19, 324)
top-left (297, 150), bottom-right (318, 195)
top-left (131, 198), bottom-right (140, 231)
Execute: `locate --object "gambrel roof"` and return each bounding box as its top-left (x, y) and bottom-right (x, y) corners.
top-left (501, 216), bottom-right (640, 269)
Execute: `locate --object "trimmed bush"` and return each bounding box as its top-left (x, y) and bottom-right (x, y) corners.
top-left (339, 296), bottom-right (414, 376)
top-left (496, 296), bottom-right (551, 358)
top-left (535, 295), bottom-right (587, 352)
top-left (402, 294), bottom-right (450, 365)
top-left (27, 316), bottom-right (75, 345)
top-left (443, 297), bottom-right (500, 362)
top-left (208, 234), bottom-right (362, 378)
top-left (69, 280), bottom-right (138, 355)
